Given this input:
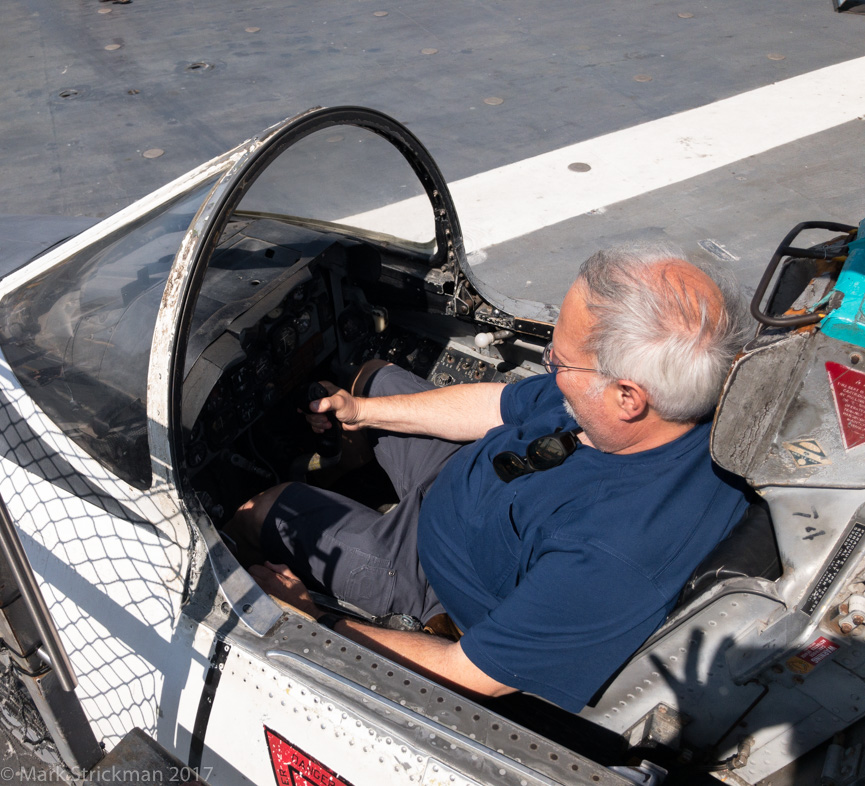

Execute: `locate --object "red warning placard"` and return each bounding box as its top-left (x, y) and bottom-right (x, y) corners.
top-left (786, 636), bottom-right (839, 674)
top-left (827, 361), bottom-right (865, 450)
top-left (265, 727), bottom-right (355, 786)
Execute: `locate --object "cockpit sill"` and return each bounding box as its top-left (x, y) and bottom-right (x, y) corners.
top-left (183, 558), bottom-right (624, 786)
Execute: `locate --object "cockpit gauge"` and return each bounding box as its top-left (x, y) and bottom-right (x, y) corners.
top-left (271, 323), bottom-right (297, 359)
top-left (338, 305), bottom-right (371, 342)
top-left (288, 283), bottom-right (308, 308)
top-left (294, 309), bottom-right (312, 336)
top-left (186, 441), bottom-right (208, 468)
top-left (207, 410), bottom-right (238, 450)
top-left (230, 363), bottom-right (254, 395)
top-left (237, 396), bottom-right (257, 424)
top-left (261, 382), bottom-right (277, 409)
top-left (206, 381), bottom-right (229, 413)
top-left (251, 352), bottom-right (274, 383)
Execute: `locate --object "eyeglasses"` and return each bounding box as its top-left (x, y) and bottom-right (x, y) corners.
top-left (542, 342), bottom-right (596, 374)
top-left (493, 428), bottom-right (583, 483)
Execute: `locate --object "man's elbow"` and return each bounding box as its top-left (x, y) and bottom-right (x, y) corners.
top-left (480, 682), bottom-right (518, 699)
top-left (447, 641), bottom-right (516, 699)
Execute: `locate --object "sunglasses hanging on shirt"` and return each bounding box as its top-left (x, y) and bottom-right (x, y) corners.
top-left (492, 427), bottom-right (583, 483)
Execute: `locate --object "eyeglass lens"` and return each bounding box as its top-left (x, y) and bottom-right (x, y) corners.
top-left (492, 451), bottom-right (528, 482)
top-left (542, 342), bottom-right (554, 372)
top-left (527, 436), bottom-right (569, 469)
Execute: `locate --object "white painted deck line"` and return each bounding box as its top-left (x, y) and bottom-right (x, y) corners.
top-left (342, 56), bottom-right (865, 254)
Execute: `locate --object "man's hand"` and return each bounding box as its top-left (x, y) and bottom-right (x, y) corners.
top-left (249, 562), bottom-right (320, 618)
top-left (305, 382), bottom-right (365, 433)
top-left (301, 372), bottom-right (506, 442)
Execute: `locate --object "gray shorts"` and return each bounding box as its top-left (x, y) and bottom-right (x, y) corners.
top-left (259, 365), bottom-right (463, 622)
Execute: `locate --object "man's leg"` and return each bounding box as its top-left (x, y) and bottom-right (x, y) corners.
top-left (230, 363), bottom-right (462, 621)
top-left (362, 364), bottom-right (464, 500)
top-left (222, 482), bottom-right (290, 567)
top-left (256, 481), bottom-right (443, 621)
top-left (352, 358), bottom-right (391, 397)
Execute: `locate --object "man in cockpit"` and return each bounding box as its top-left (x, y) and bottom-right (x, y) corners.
top-left (227, 244), bottom-right (749, 712)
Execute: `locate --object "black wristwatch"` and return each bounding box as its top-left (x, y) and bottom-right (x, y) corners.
top-left (316, 613), bottom-right (342, 630)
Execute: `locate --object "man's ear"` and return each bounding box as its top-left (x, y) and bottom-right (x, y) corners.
top-left (613, 379), bottom-right (650, 421)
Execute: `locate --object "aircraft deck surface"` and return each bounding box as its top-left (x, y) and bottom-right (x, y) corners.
top-left (2, 0), bottom-right (863, 305)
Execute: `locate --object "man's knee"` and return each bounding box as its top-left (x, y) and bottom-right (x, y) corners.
top-left (226, 482), bottom-right (291, 544)
top-left (351, 360), bottom-right (392, 398)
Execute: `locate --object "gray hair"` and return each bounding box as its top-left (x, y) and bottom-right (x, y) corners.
top-left (577, 244), bottom-right (749, 423)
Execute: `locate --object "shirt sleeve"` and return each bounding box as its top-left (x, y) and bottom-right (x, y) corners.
top-left (458, 541), bottom-right (669, 712)
top-left (500, 374), bottom-right (563, 426)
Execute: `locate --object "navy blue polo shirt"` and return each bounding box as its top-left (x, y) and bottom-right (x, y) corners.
top-left (417, 373), bottom-right (747, 711)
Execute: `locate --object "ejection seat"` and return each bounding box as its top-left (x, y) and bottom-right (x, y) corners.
top-left (578, 498), bottom-right (785, 763)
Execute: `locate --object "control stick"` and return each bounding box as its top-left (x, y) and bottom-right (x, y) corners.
top-left (306, 382), bottom-right (342, 461)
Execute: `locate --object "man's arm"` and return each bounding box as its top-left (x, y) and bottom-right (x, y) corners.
top-left (251, 563), bottom-right (516, 700)
top-left (309, 380), bottom-right (506, 442)
top-left (334, 618), bottom-right (515, 700)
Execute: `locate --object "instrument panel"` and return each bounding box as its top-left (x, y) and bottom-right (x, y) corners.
top-left (183, 275), bottom-right (333, 477)
top-left (180, 219), bottom-right (535, 525)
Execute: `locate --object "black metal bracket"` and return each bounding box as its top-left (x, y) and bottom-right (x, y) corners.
top-left (750, 221), bottom-right (857, 328)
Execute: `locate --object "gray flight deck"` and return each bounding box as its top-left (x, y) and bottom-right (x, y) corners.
top-left (1, 1), bottom-right (864, 784)
top-left (2, 0), bottom-right (863, 307)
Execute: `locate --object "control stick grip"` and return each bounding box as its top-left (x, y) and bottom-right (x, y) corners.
top-left (306, 382), bottom-right (342, 459)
